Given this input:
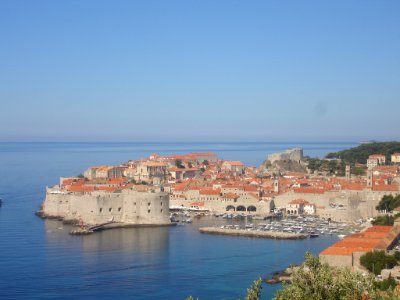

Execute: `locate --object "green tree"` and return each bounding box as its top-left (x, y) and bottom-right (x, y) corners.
top-left (376, 194), bottom-right (400, 212)
top-left (175, 159), bottom-right (185, 169)
top-left (328, 160), bottom-right (337, 174)
top-left (352, 165), bottom-right (365, 176)
top-left (245, 279), bottom-right (263, 300)
top-left (371, 215), bottom-right (396, 226)
top-left (360, 251), bottom-right (398, 275)
top-left (326, 142), bottom-right (400, 164)
top-left (376, 273), bottom-right (397, 291)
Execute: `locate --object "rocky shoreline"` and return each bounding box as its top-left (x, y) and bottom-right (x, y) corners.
top-left (199, 227), bottom-right (308, 239)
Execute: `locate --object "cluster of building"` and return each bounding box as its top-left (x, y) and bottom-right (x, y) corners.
top-left (47, 149), bottom-right (400, 221)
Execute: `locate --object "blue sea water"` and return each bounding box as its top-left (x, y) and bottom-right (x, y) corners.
top-left (0, 142), bottom-right (356, 299)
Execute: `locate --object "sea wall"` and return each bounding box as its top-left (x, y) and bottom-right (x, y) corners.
top-left (41, 187), bottom-right (170, 225)
top-left (199, 227), bottom-right (307, 239)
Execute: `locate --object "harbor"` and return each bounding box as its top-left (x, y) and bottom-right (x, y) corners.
top-left (171, 210), bottom-right (365, 239)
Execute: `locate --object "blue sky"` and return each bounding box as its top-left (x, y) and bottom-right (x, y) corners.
top-left (0, 0), bottom-right (399, 142)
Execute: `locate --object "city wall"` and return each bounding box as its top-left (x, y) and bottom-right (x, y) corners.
top-left (274, 189), bottom-right (400, 222)
top-left (169, 197), bottom-right (272, 214)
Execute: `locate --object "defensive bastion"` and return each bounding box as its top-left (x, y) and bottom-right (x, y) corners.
top-left (38, 187), bottom-right (171, 226)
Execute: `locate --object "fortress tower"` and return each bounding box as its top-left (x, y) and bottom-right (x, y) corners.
top-left (345, 165), bottom-right (351, 181)
top-left (367, 170), bottom-right (373, 188)
top-left (273, 179), bottom-right (279, 193)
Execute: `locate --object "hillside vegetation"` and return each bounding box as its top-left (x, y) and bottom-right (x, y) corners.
top-left (326, 142), bottom-right (400, 164)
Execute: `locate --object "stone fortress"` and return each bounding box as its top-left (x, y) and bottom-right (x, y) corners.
top-left (267, 148), bottom-right (303, 163)
top-left (40, 187), bottom-right (170, 226)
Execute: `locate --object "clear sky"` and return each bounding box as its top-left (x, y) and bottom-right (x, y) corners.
top-left (0, 0), bottom-right (399, 142)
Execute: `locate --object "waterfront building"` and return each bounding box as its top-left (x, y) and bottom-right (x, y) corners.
top-left (285, 199), bottom-right (315, 215)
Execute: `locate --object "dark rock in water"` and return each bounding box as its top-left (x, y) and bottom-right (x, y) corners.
top-left (70, 228), bottom-right (94, 235)
top-left (62, 219), bottom-right (79, 225)
top-left (35, 210), bottom-right (45, 218)
top-left (265, 267), bottom-right (296, 284)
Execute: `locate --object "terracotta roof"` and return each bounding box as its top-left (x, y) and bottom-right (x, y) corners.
top-left (199, 188), bottom-right (221, 196)
top-left (320, 226), bottom-right (398, 257)
top-left (224, 160), bottom-right (244, 166)
top-left (190, 201), bottom-right (205, 207)
top-left (223, 193), bottom-right (239, 199)
top-left (369, 154), bottom-right (386, 158)
top-left (293, 187), bottom-right (326, 194)
top-left (169, 167), bottom-right (199, 172)
top-left (288, 198), bottom-right (310, 205)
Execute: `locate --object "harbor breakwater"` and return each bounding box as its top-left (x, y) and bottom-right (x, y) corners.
top-left (199, 227), bottom-right (308, 239)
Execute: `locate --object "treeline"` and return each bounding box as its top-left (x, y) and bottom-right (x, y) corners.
top-left (326, 142), bottom-right (400, 164)
top-left (306, 158), bottom-right (365, 176)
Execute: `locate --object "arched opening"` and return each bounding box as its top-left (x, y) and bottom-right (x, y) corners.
top-left (247, 205), bottom-right (256, 212)
top-left (226, 205), bottom-right (236, 211)
top-left (236, 205), bottom-right (246, 212)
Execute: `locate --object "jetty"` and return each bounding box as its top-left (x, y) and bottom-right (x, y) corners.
top-left (70, 220), bottom-right (116, 235)
top-left (199, 227), bottom-right (308, 240)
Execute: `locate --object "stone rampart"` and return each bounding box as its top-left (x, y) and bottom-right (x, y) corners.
top-left (41, 187), bottom-right (170, 225)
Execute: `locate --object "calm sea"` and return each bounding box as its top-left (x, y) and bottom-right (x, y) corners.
top-left (0, 142), bottom-right (356, 299)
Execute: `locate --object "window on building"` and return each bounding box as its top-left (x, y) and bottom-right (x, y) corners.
top-left (118, 207), bottom-right (121, 212)
top-left (148, 209), bottom-right (151, 213)
top-left (160, 209), bottom-right (163, 213)
top-left (148, 202), bottom-right (151, 206)
top-left (109, 208), bottom-right (112, 212)
top-left (99, 208), bottom-right (103, 213)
